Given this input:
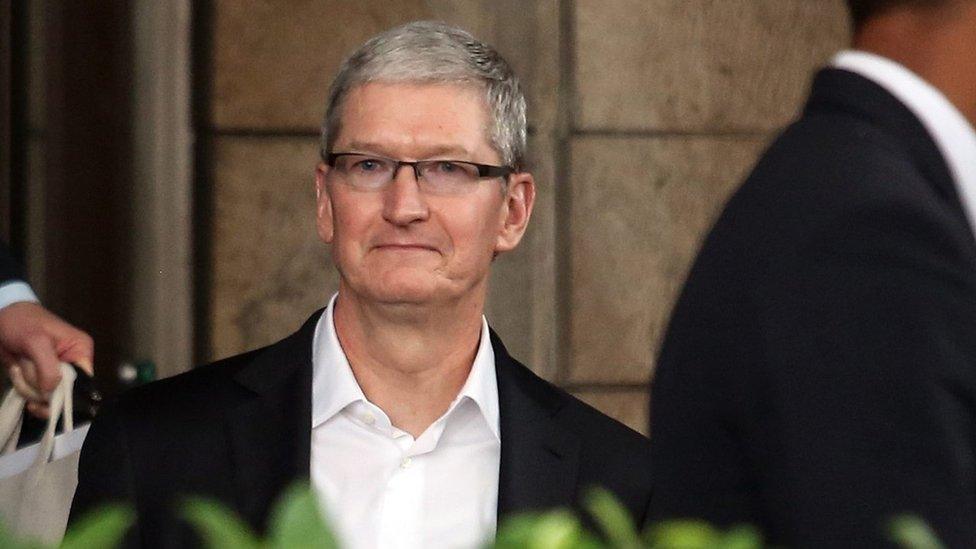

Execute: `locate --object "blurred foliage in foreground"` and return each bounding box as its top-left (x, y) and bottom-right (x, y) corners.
top-left (0, 484), bottom-right (948, 548)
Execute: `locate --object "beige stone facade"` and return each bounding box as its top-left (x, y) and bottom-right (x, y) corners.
top-left (201, 0), bottom-right (850, 434)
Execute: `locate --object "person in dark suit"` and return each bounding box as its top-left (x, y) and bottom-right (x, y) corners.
top-left (71, 21), bottom-right (652, 548)
top-left (648, 1), bottom-right (976, 547)
top-left (0, 243), bottom-right (93, 417)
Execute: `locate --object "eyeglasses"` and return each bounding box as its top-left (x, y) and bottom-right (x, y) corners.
top-left (325, 152), bottom-right (514, 195)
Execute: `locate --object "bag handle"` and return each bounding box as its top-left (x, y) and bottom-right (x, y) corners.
top-left (34, 365), bottom-right (76, 465)
top-left (0, 386), bottom-right (25, 454)
top-left (0, 364), bottom-right (77, 458)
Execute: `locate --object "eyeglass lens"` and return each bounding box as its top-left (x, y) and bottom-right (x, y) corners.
top-left (333, 155), bottom-right (484, 193)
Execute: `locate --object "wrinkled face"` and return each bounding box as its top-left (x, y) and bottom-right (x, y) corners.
top-left (315, 82), bottom-right (534, 307)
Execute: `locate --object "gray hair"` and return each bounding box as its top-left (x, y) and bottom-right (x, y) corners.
top-left (320, 21), bottom-right (527, 170)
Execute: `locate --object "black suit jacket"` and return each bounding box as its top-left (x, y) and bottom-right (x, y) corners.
top-left (648, 68), bottom-right (976, 548)
top-left (71, 310), bottom-right (653, 547)
top-left (0, 243), bottom-right (23, 284)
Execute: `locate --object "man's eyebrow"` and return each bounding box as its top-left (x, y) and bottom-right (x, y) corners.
top-left (342, 141), bottom-right (473, 159)
top-left (419, 145), bottom-right (473, 158)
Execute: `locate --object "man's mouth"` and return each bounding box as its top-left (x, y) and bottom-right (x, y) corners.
top-left (373, 243), bottom-right (439, 252)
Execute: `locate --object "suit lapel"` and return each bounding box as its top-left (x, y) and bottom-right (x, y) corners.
top-left (225, 311), bottom-right (321, 529)
top-left (493, 331), bottom-right (581, 519)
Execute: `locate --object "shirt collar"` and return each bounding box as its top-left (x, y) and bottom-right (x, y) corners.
top-left (454, 313), bottom-right (500, 441)
top-left (311, 294), bottom-right (368, 428)
top-left (831, 50), bottom-right (976, 233)
top-left (311, 293), bottom-right (500, 441)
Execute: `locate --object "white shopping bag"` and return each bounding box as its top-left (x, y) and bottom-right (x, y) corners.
top-left (0, 364), bottom-right (88, 545)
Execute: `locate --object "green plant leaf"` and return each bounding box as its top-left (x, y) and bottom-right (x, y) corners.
top-left (888, 515), bottom-right (945, 549)
top-left (493, 513), bottom-right (546, 548)
top-left (528, 511), bottom-right (587, 549)
top-left (180, 497), bottom-right (260, 549)
top-left (715, 525), bottom-right (763, 549)
top-left (643, 520), bottom-right (720, 549)
top-left (60, 504), bottom-right (134, 549)
top-left (584, 487), bottom-right (640, 548)
top-left (266, 483), bottom-right (338, 549)
top-left (493, 510), bottom-right (598, 549)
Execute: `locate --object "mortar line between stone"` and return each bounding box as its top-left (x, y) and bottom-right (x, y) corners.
top-left (553, 0), bottom-right (577, 386)
top-left (573, 128), bottom-right (772, 139)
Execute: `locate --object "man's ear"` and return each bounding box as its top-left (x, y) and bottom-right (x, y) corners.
top-left (315, 163), bottom-right (335, 244)
top-left (494, 172), bottom-right (535, 254)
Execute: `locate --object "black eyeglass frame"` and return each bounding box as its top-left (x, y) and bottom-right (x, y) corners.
top-left (324, 152), bottom-right (515, 181)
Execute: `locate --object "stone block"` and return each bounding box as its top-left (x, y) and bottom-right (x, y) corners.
top-left (572, 389), bottom-right (650, 436)
top-left (211, 0), bottom-right (426, 130)
top-left (211, 0), bottom-right (559, 132)
top-left (575, 0), bottom-right (850, 131)
top-left (209, 136), bottom-right (338, 360)
top-left (568, 136), bottom-right (765, 383)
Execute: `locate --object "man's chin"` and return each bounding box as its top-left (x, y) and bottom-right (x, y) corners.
top-left (339, 266), bottom-right (477, 307)
top-left (360, 276), bottom-right (447, 306)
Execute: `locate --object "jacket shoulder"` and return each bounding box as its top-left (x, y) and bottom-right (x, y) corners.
top-left (105, 346), bottom-right (266, 423)
top-left (504, 356), bottom-right (650, 449)
top-left (695, 106), bottom-right (972, 282)
top-left (501, 357), bottom-right (653, 519)
top-left (107, 309), bottom-right (323, 421)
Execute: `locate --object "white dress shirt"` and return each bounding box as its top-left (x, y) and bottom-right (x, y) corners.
top-left (310, 294), bottom-right (501, 549)
top-left (0, 281), bottom-right (39, 310)
top-left (832, 50), bottom-right (976, 235)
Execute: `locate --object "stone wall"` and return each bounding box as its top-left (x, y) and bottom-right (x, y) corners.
top-left (199, 0), bottom-right (850, 434)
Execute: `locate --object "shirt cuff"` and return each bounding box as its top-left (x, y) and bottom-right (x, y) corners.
top-left (0, 281), bottom-right (40, 310)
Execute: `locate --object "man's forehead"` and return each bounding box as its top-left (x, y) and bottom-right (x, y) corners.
top-left (331, 81), bottom-right (495, 158)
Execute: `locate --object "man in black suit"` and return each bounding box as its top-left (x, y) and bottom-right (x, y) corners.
top-left (648, 0), bottom-right (976, 546)
top-left (0, 243), bottom-right (93, 417)
top-left (71, 21), bottom-right (652, 548)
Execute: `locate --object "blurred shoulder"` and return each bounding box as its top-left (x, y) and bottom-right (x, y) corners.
top-left (98, 346), bottom-right (268, 425)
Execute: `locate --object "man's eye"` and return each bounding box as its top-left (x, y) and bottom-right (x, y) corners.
top-left (352, 158), bottom-right (384, 172)
top-left (431, 161), bottom-right (461, 173)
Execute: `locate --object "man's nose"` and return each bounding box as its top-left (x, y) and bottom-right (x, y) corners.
top-left (382, 164), bottom-right (430, 226)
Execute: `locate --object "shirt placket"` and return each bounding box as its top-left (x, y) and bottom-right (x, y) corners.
top-left (375, 428), bottom-right (422, 548)
top-left (376, 406), bottom-right (455, 549)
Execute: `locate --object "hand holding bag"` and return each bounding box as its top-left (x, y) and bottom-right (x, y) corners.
top-left (0, 363), bottom-right (84, 545)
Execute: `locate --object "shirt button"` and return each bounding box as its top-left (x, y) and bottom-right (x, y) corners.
top-left (400, 457), bottom-right (412, 469)
top-left (362, 412), bottom-right (375, 425)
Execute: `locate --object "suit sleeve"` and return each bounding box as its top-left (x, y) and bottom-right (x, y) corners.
top-left (0, 241), bottom-right (38, 308)
top-left (651, 196), bottom-right (976, 547)
top-left (0, 241), bottom-right (24, 284)
top-left (70, 404), bottom-right (143, 547)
